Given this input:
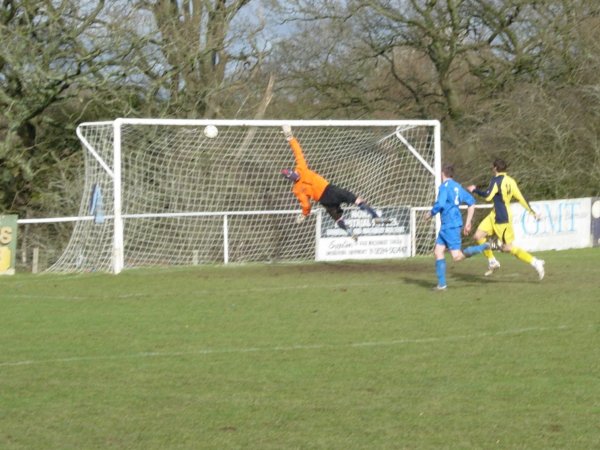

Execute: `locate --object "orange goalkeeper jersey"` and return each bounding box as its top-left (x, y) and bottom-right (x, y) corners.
top-left (288, 137), bottom-right (330, 216)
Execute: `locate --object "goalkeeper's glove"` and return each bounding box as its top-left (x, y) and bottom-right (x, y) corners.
top-left (295, 214), bottom-right (307, 224)
top-left (282, 124), bottom-right (293, 140)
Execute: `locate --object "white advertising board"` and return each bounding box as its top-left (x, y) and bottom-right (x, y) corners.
top-left (316, 207), bottom-right (412, 261)
top-left (511, 197), bottom-right (591, 251)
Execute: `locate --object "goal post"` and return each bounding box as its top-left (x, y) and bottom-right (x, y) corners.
top-left (49, 119), bottom-right (441, 273)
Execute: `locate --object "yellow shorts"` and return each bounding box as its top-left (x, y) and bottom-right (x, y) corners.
top-left (478, 214), bottom-right (515, 244)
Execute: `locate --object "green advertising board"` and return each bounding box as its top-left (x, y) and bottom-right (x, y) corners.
top-left (0, 215), bottom-right (17, 275)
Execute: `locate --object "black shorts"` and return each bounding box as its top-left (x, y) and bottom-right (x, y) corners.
top-left (319, 184), bottom-right (357, 220)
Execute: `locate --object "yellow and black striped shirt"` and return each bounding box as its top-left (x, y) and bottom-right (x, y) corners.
top-left (473, 172), bottom-right (535, 224)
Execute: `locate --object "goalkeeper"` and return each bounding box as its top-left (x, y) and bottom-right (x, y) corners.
top-left (280, 125), bottom-right (381, 240)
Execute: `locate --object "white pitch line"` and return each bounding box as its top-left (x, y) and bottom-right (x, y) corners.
top-left (0, 325), bottom-right (571, 368)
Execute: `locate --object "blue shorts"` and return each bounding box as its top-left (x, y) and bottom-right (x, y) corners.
top-left (436, 227), bottom-right (462, 250)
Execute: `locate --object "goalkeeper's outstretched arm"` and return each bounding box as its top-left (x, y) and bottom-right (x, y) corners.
top-left (282, 125), bottom-right (310, 171)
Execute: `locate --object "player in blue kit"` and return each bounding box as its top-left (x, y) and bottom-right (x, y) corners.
top-left (426, 164), bottom-right (489, 290)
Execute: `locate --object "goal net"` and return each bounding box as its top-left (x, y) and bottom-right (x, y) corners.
top-left (49, 119), bottom-right (441, 273)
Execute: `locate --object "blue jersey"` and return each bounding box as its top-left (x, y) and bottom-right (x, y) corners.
top-left (430, 178), bottom-right (475, 230)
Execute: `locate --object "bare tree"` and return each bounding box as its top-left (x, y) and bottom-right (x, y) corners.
top-left (272, 1), bottom-right (480, 120)
top-left (269, 0), bottom-right (600, 198)
top-left (126, 0), bottom-right (274, 118)
top-left (462, 1), bottom-right (600, 198)
top-left (0, 1), bottom-right (143, 212)
top-left (0, 0), bottom-right (275, 215)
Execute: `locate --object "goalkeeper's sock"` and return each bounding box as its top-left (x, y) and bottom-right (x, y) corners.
top-left (462, 242), bottom-right (489, 258)
top-left (336, 219), bottom-right (356, 239)
top-left (357, 202), bottom-right (378, 218)
top-left (435, 258), bottom-right (447, 288)
top-left (336, 218), bottom-right (349, 232)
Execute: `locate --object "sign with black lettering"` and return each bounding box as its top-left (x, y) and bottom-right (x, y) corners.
top-left (316, 207), bottom-right (411, 261)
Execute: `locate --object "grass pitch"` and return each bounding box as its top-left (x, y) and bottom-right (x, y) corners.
top-left (1, 248), bottom-right (599, 449)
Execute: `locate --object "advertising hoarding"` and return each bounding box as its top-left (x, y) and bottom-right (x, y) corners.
top-left (511, 198), bottom-right (591, 251)
top-left (0, 215), bottom-right (18, 275)
top-left (316, 207), bottom-right (412, 261)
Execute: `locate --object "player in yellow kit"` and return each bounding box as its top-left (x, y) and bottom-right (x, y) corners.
top-left (467, 158), bottom-right (545, 280)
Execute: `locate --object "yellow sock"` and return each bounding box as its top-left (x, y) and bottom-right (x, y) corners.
top-left (510, 246), bottom-right (533, 264)
top-left (477, 238), bottom-right (494, 259)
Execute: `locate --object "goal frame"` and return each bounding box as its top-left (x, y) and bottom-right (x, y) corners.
top-left (75, 118), bottom-right (442, 274)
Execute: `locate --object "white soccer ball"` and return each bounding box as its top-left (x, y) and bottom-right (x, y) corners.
top-left (204, 125), bottom-right (218, 138)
